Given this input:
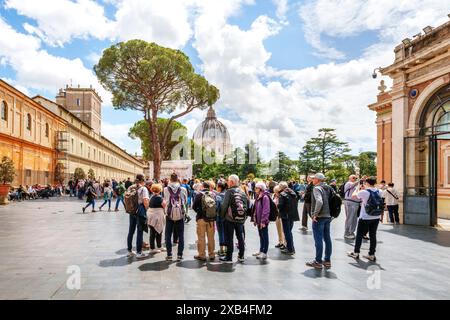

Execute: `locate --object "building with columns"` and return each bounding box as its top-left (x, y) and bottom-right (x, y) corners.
top-left (369, 19), bottom-right (450, 225)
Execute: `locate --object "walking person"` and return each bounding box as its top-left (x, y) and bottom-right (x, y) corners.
top-left (300, 176), bottom-right (314, 231)
top-left (219, 174), bottom-right (248, 263)
top-left (147, 183), bottom-right (166, 254)
top-left (343, 175), bottom-right (362, 239)
top-left (99, 183), bottom-right (113, 212)
top-left (252, 182), bottom-right (270, 260)
top-left (164, 173), bottom-right (188, 262)
top-left (348, 177), bottom-right (384, 261)
top-left (114, 181), bottom-right (126, 211)
top-left (193, 181), bottom-right (217, 261)
top-left (273, 185), bottom-right (285, 249)
top-left (383, 183), bottom-right (400, 224)
top-left (306, 173), bottom-right (333, 269)
top-left (82, 181), bottom-right (97, 213)
top-left (277, 181), bottom-right (300, 255)
top-left (126, 174), bottom-right (150, 259)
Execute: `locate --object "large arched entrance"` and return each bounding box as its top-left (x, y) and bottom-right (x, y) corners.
top-left (404, 84), bottom-right (450, 226)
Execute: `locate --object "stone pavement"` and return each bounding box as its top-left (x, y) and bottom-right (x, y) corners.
top-left (0, 197), bottom-right (449, 300)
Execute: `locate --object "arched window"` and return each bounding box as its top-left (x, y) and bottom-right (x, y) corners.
top-left (26, 114), bottom-right (32, 131)
top-left (1, 101), bottom-right (7, 121)
top-left (45, 123), bottom-right (49, 138)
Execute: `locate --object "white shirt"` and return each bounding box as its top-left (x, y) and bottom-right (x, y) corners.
top-left (356, 188), bottom-right (382, 220)
top-left (137, 185), bottom-right (150, 205)
top-left (383, 188), bottom-right (399, 206)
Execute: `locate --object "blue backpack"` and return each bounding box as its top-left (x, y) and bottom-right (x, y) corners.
top-left (365, 190), bottom-right (384, 216)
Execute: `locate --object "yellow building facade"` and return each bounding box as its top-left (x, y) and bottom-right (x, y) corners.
top-left (0, 80), bottom-right (145, 186)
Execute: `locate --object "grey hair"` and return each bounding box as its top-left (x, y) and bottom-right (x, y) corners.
top-left (228, 174), bottom-right (240, 186)
top-left (279, 181), bottom-right (288, 190)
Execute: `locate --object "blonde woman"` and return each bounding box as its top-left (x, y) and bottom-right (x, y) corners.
top-left (273, 185), bottom-right (286, 249)
top-left (147, 183), bottom-right (166, 254)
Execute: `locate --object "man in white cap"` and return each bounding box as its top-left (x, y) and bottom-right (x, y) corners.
top-left (306, 173), bottom-right (333, 269)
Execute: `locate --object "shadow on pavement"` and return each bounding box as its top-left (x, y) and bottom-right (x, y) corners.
top-left (206, 262), bottom-right (235, 273)
top-left (139, 260), bottom-right (171, 272)
top-left (303, 268), bottom-right (338, 279)
top-left (267, 249), bottom-right (295, 261)
top-left (380, 225), bottom-right (450, 247)
top-left (348, 259), bottom-right (385, 271)
top-left (98, 256), bottom-right (135, 267)
top-left (176, 260), bottom-right (206, 269)
top-left (237, 258), bottom-right (269, 266)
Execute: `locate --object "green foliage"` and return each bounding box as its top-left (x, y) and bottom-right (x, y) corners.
top-left (272, 152), bottom-right (298, 182)
top-left (87, 169), bottom-right (96, 181)
top-left (94, 40), bottom-right (220, 179)
top-left (358, 151), bottom-right (377, 177)
top-left (129, 118), bottom-right (187, 161)
top-left (299, 128), bottom-right (351, 175)
top-left (54, 162), bottom-right (65, 184)
top-left (0, 156), bottom-right (15, 184)
top-left (74, 168), bottom-right (86, 181)
top-left (193, 142), bottom-right (263, 180)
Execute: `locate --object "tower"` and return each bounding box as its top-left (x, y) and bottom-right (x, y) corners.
top-left (56, 84), bottom-right (102, 135)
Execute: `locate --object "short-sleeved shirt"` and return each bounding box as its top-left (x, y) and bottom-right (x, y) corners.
top-left (137, 185), bottom-right (150, 205)
top-left (357, 188), bottom-right (382, 220)
top-left (149, 194), bottom-right (163, 208)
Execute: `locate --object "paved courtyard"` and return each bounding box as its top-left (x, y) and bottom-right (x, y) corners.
top-left (0, 197), bottom-right (449, 300)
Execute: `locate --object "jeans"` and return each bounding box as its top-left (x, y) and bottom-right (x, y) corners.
top-left (165, 219), bottom-right (184, 257)
top-left (127, 214), bottom-right (143, 254)
top-left (100, 199), bottom-right (111, 210)
top-left (258, 226), bottom-right (269, 254)
top-left (84, 199), bottom-right (95, 210)
top-left (302, 203), bottom-right (311, 228)
top-left (344, 200), bottom-right (360, 236)
top-left (115, 195), bottom-right (124, 210)
top-left (224, 220), bottom-right (245, 260)
top-left (312, 217), bottom-right (332, 263)
top-left (281, 218), bottom-right (295, 252)
top-left (387, 205), bottom-right (400, 223)
top-left (354, 219), bottom-right (379, 255)
top-left (216, 215), bottom-right (226, 246)
top-left (149, 226), bottom-right (162, 250)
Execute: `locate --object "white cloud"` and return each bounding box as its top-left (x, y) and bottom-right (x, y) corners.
top-left (5, 0), bottom-right (112, 47)
top-left (0, 17), bottom-right (112, 106)
top-left (272, 0), bottom-right (289, 23)
top-left (102, 121), bottom-right (141, 155)
top-left (299, 0), bottom-right (450, 60)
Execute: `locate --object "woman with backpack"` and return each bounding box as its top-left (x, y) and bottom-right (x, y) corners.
top-left (252, 182), bottom-right (271, 260)
top-left (215, 180), bottom-right (227, 257)
top-left (147, 183), bottom-right (166, 254)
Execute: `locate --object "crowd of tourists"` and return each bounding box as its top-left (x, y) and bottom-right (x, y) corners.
top-left (8, 184), bottom-right (65, 201)
top-left (117, 171), bottom-right (397, 269)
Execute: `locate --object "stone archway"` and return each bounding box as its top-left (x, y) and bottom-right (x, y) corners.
top-left (408, 75), bottom-right (450, 136)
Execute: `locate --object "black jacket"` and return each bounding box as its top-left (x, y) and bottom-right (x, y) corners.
top-left (303, 183), bottom-right (314, 204)
top-left (277, 188), bottom-right (300, 221)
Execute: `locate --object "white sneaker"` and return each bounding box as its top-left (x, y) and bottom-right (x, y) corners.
top-left (152, 249), bottom-right (161, 254)
top-left (260, 253), bottom-right (267, 260)
top-left (160, 247), bottom-right (167, 252)
top-left (127, 251), bottom-right (136, 258)
top-left (344, 234), bottom-right (355, 240)
top-left (136, 252), bottom-right (147, 259)
top-left (299, 226), bottom-right (308, 231)
top-left (252, 252), bottom-right (261, 257)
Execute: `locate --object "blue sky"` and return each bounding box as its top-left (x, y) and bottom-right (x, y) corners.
top-left (1, 0), bottom-right (449, 159)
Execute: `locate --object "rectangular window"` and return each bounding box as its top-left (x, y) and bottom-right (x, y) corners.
top-left (25, 169), bottom-right (31, 177)
top-left (88, 147), bottom-right (90, 159)
top-left (71, 138), bottom-right (74, 152)
top-left (45, 171), bottom-right (49, 178)
top-left (76, 98), bottom-right (80, 106)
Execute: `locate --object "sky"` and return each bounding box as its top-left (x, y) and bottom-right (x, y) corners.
top-left (1, 0), bottom-right (449, 160)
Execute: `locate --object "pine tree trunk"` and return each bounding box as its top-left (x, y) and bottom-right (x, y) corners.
top-left (148, 110), bottom-right (162, 181)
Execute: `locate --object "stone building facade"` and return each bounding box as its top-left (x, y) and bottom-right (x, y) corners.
top-left (369, 19), bottom-right (450, 225)
top-left (0, 80), bottom-right (145, 186)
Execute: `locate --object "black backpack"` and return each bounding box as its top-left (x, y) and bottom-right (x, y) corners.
top-left (365, 189), bottom-right (384, 216)
top-left (229, 189), bottom-right (247, 224)
top-left (268, 196), bottom-right (279, 222)
top-left (338, 184), bottom-right (346, 198)
top-left (328, 186), bottom-right (342, 219)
